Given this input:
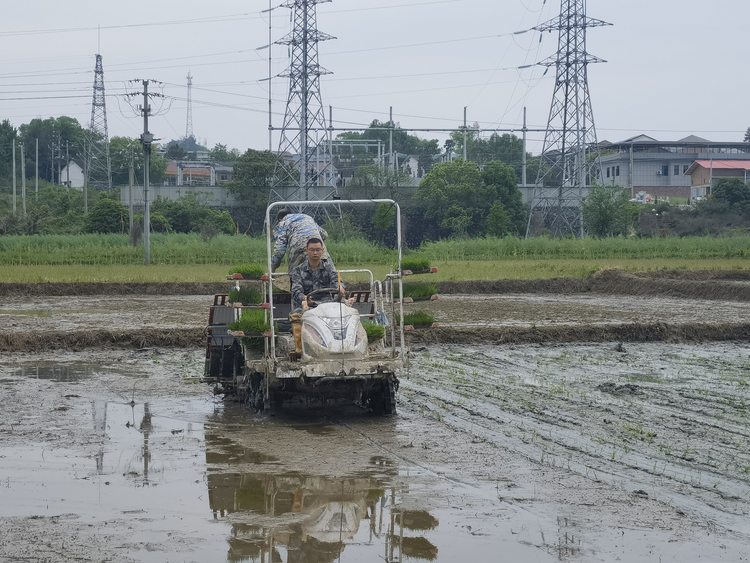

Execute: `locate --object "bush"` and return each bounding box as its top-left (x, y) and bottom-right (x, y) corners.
top-left (85, 199), bottom-right (128, 234)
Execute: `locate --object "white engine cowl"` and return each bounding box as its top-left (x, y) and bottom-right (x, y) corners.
top-left (301, 302), bottom-right (368, 360)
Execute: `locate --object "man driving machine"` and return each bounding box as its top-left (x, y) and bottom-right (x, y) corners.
top-left (288, 237), bottom-right (347, 360)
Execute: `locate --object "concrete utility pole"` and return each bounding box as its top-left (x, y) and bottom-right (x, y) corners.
top-left (463, 107), bottom-right (467, 161)
top-left (139, 79), bottom-right (154, 266)
top-left (20, 143), bottom-right (26, 213)
top-left (65, 141), bottom-right (70, 188)
top-left (35, 138), bottom-right (39, 198)
top-left (12, 140), bottom-right (16, 213)
top-left (128, 145), bottom-right (134, 234)
top-left (522, 107), bottom-right (527, 186)
top-left (389, 106), bottom-right (394, 171)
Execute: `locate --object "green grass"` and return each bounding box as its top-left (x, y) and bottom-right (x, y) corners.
top-left (361, 321), bottom-right (386, 340)
top-left (0, 232), bottom-right (749, 283)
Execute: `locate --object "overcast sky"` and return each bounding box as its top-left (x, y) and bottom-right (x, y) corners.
top-left (2, 0), bottom-right (748, 156)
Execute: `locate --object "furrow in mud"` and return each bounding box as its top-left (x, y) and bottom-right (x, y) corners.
top-left (400, 342), bottom-right (750, 531)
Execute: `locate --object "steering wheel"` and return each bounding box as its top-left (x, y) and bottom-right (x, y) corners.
top-left (306, 287), bottom-right (342, 305)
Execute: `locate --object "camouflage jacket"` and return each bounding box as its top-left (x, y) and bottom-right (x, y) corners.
top-left (271, 213), bottom-right (328, 272)
top-left (290, 257), bottom-right (341, 311)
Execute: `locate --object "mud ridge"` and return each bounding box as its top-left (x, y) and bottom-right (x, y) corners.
top-left (2, 269), bottom-right (750, 301)
top-left (0, 327), bottom-right (205, 352)
top-left (4, 321), bottom-right (750, 352)
top-left (408, 321), bottom-right (750, 346)
top-left (0, 282), bottom-right (228, 297)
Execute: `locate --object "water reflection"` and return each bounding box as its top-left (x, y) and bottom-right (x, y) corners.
top-left (14, 364), bottom-right (92, 382)
top-left (205, 433), bottom-right (439, 563)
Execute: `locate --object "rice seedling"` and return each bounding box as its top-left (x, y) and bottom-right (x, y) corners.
top-left (228, 309), bottom-right (270, 347)
top-left (395, 283), bottom-right (438, 299)
top-left (228, 263), bottom-right (265, 278)
top-left (397, 311), bottom-right (435, 326)
top-left (228, 287), bottom-right (263, 305)
top-left (400, 256), bottom-right (431, 271)
top-left (361, 321), bottom-right (386, 340)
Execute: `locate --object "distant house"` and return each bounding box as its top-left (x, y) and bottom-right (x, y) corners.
top-left (599, 135), bottom-right (750, 199)
top-left (60, 160), bottom-right (85, 189)
top-left (684, 160), bottom-right (750, 199)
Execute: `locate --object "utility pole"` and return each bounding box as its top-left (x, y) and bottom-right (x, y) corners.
top-left (128, 145), bottom-right (134, 234)
top-left (20, 143), bottom-right (26, 213)
top-left (463, 107), bottom-right (467, 161)
top-left (522, 107), bottom-right (527, 186)
top-left (138, 80), bottom-right (154, 265)
top-left (66, 141), bottom-right (70, 188)
top-left (12, 140), bottom-right (16, 213)
top-left (35, 138), bottom-right (39, 198)
top-left (389, 106), bottom-right (394, 170)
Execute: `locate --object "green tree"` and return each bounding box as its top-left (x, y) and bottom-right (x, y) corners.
top-left (209, 143), bottom-right (240, 163)
top-left (345, 164), bottom-right (412, 199)
top-left (712, 177), bottom-right (750, 213)
top-left (744, 126), bottom-right (750, 143)
top-left (0, 120), bottom-right (17, 186)
top-left (481, 160), bottom-right (526, 235)
top-left (415, 159), bottom-right (489, 238)
top-left (581, 184), bottom-right (634, 237)
top-left (85, 198), bottom-right (128, 234)
top-left (18, 116), bottom-right (86, 183)
top-left (486, 202), bottom-right (512, 237)
top-left (109, 137), bottom-right (168, 187)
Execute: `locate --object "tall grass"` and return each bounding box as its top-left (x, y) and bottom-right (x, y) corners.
top-left (1, 233), bottom-right (749, 267)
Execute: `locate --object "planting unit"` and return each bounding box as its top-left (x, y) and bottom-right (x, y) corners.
top-left (202, 200), bottom-right (408, 415)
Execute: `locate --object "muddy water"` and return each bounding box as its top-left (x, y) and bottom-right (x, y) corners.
top-left (0, 357), bottom-right (554, 563)
top-left (404, 343), bottom-right (750, 542)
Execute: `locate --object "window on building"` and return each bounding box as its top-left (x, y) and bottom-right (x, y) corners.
top-left (674, 165), bottom-right (680, 176)
top-left (606, 167), bottom-right (610, 178)
top-left (615, 166), bottom-right (620, 176)
top-left (683, 165), bottom-right (688, 174)
top-left (662, 165), bottom-right (669, 176)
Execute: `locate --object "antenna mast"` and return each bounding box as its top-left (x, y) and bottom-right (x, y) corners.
top-left (186, 71), bottom-right (194, 139)
top-left (526, 0), bottom-right (611, 237)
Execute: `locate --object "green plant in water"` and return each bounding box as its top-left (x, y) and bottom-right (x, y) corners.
top-left (361, 321), bottom-right (386, 340)
top-left (228, 263), bottom-right (265, 278)
top-left (228, 287), bottom-right (263, 305)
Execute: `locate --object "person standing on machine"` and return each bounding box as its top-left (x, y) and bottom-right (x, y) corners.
top-left (270, 209), bottom-right (329, 273)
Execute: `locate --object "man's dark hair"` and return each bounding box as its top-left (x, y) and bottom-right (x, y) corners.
top-left (307, 237), bottom-right (323, 248)
top-left (277, 209), bottom-right (290, 222)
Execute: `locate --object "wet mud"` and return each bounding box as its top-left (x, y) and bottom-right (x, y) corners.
top-left (2, 347), bottom-right (749, 562)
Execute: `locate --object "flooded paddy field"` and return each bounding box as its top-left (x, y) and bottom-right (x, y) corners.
top-left (1, 273), bottom-right (750, 561)
top-left (0, 343), bottom-right (749, 562)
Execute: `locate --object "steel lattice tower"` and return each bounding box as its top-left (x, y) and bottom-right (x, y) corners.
top-left (271, 0), bottom-right (337, 206)
top-left (85, 54), bottom-right (112, 191)
top-left (185, 71), bottom-right (194, 138)
top-left (526, 0), bottom-right (611, 237)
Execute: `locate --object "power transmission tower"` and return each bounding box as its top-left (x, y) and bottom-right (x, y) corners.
top-left (526, 0), bottom-right (611, 238)
top-left (185, 71), bottom-right (194, 139)
top-left (270, 0), bottom-right (337, 209)
top-left (85, 54), bottom-right (113, 196)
